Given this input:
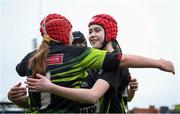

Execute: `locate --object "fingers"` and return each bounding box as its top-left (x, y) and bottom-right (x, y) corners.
top-left (13, 95), bottom-right (27, 101)
top-left (171, 62), bottom-right (175, 75)
top-left (9, 92), bottom-right (27, 100)
top-left (36, 73), bottom-right (44, 78)
top-left (8, 88), bottom-right (27, 101)
top-left (25, 77), bottom-right (42, 92)
top-left (26, 85), bottom-right (35, 90)
top-left (168, 61), bottom-right (175, 74)
top-left (26, 78), bottom-right (38, 83)
top-left (9, 88), bottom-right (27, 95)
top-left (130, 85), bottom-right (138, 91)
top-left (129, 78), bottom-right (138, 91)
top-left (159, 59), bottom-right (175, 74)
top-left (130, 78), bottom-right (137, 82)
top-left (9, 83), bottom-right (27, 99)
top-left (24, 81), bottom-right (36, 87)
top-left (11, 86), bottom-right (26, 91)
top-left (130, 83), bottom-right (138, 89)
top-left (26, 76), bottom-right (43, 83)
top-left (25, 81), bottom-right (39, 91)
top-left (26, 85), bottom-right (39, 92)
top-left (130, 81), bottom-right (138, 87)
top-left (25, 77), bottom-right (40, 86)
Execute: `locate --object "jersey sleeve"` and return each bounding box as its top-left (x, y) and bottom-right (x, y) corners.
top-left (80, 48), bottom-right (122, 71)
top-left (16, 51), bottom-right (35, 76)
top-left (102, 52), bottom-right (122, 71)
top-left (98, 71), bottom-right (119, 90)
top-left (80, 48), bottom-right (107, 70)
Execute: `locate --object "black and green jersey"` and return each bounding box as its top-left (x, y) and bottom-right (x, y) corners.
top-left (79, 67), bottom-right (130, 113)
top-left (16, 41), bottom-right (122, 113)
top-left (79, 70), bottom-right (99, 113)
top-left (98, 68), bottom-right (130, 113)
top-left (78, 59), bottom-right (130, 113)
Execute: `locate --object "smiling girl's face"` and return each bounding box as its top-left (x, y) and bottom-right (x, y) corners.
top-left (88, 25), bottom-right (105, 49)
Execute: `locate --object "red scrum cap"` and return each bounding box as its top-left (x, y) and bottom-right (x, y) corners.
top-left (40, 13), bottom-right (72, 45)
top-left (88, 14), bottom-right (118, 42)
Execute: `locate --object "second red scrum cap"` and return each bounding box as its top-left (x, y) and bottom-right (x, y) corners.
top-left (88, 14), bottom-right (118, 42)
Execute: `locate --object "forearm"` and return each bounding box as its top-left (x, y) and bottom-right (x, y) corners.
top-left (49, 79), bottom-right (109, 104)
top-left (120, 54), bottom-right (160, 68)
top-left (49, 84), bottom-right (98, 104)
top-left (26, 75), bottom-right (109, 104)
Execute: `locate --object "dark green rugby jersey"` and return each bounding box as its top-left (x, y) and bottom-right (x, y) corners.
top-left (99, 91), bottom-right (127, 113)
top-left (16, 41), bottom-right (122, 113)
top-left (98, 68), bottom-right (130, 113)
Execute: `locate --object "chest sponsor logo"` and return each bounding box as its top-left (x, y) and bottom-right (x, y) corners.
top-left (46, 54), bottom-right (63, 65)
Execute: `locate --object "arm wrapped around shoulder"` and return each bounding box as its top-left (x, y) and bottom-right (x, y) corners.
top-left (16, 51), bottom-right (36, 76)
top-left (120, 54), bottom-right (175, 74)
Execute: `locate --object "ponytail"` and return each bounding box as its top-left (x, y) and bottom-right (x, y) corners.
top-left (111, 40), bottom-right (122, 53)
top-left (111, 39), bottom-right (131, 95)
top-left (30, 36), bottom-right (50, 78)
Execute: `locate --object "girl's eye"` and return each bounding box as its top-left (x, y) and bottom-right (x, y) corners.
top-left (96, 29), bottom-right (100, 32)
top-left (95, 28), bottom-right (102, 32)
top-left (88, 30), bottom-right (92, 34)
